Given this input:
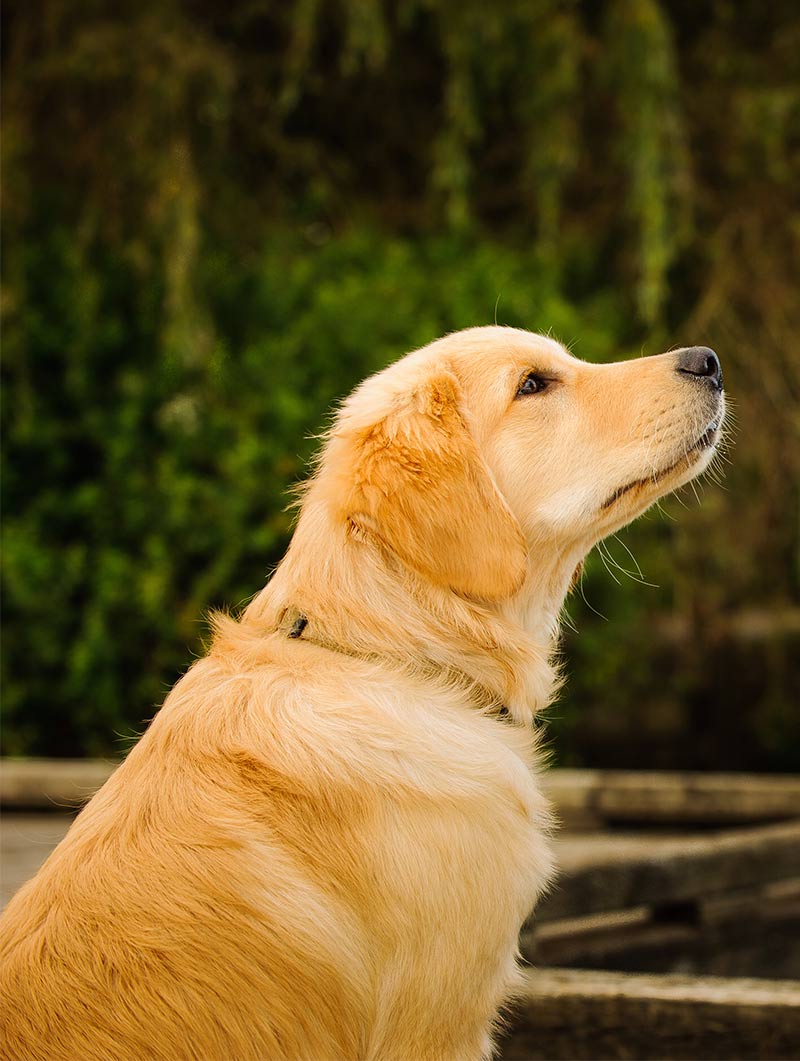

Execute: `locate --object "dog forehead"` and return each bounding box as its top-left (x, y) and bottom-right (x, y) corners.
top-left (444, 328), bottom-right (574, 386)
top-left (405, 327), bottom-right (574, 388)
top-left (338, 327), bottom-right (574, 428)
top-left (443, 325), bottom-right (568, 359)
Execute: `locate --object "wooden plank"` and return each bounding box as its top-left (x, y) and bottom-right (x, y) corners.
top-left (500, 967), bottom-right (800, 1060)
top-left (529, 889), bottom-right (800, 979)
top-left (533, 822), bottom-right (800, 923)
top-left (0, 758), bottom-right (116, 809)
top-left (0, 814), bottom-right (72, 908)
top-left (543, 770), bottom-right (800, 827)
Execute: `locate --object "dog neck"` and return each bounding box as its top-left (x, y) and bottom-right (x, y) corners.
top-left (506, 545), bottom-right (586, 645)
top-left (241, 499), bottom-right (579, 725)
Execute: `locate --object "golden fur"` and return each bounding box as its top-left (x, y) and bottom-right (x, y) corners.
top-left (0, 327), bottom-right (724, 1061)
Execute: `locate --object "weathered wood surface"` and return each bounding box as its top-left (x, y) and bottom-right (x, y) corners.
top-left (545, 770), bottom-right (800, 828)
top-left (500, 967), bottom-right (800, 1060)
top-left (531, 886), bottom-right (800, 980)
top-left (0, 815), bottom-right (71, 907)
top-left (4, 760), bottom-right (800, 825)
top-left (0, 758), bottom-right (116, 809)
top-left (532, 821), bottom-right (800, 924)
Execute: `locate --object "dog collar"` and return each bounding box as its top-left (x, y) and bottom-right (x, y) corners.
top-left (282, 609), bottom-right (513, 722)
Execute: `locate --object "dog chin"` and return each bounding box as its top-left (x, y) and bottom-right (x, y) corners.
top-left (601, 420), bottom-right (721, 516)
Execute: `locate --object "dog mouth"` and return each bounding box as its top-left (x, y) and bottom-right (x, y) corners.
top-left (694, 418), bottom-right (720, 451)
top-left (601, 418), bottom-right (720, 511)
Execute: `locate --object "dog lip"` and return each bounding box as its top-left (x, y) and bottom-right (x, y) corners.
top-left (601, 478), bottom-right (645, 510)
top-left (695, 419), bottom-right (719, 450)
top-left (601, 422), bottom-right (720, 511)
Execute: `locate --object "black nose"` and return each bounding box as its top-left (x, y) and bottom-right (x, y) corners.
top-left (676, 346), bottom-right (723, 390)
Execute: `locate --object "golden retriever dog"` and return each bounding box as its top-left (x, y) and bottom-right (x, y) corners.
top-left (0, 327), bottom-right (725, 1061)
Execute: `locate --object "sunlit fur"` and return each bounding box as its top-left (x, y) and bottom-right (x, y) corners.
top-left (0, 327), bottom-right (724, 1061)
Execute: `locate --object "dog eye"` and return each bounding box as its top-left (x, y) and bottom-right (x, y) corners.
top-left (516, 373), bottom-right (549, 397)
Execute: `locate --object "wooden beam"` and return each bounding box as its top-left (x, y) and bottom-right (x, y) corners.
top-left (0, 759), bottom-right (116, 809)
top-left (529, 887), bottom-right (800, 979)
top-left (500, 967), bottom-right (800, 1060)
top-left (531, 821), bottom-right (800, 924)
top-left (543, 770), bottom-right (800, 827)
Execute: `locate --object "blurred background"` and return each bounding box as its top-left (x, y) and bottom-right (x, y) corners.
top-left (2, 0), bottom-right (798, 771)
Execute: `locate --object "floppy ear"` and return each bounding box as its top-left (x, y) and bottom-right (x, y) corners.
top-left (334, 371), bottom-right (528, 602)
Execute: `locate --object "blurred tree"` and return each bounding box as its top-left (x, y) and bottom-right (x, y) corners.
top-left (1, 0), bottom-right (798, 764)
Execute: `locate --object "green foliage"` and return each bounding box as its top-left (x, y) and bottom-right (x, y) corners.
top-left (2, 0), bottom-right (799, 765)
top-left (603, 0), bottom-right (689, 321)
top-left (1, 228), bottom-right (618, 755)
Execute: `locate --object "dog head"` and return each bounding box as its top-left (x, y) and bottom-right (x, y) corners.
top-left (320, 326), bottom-right (725, 603)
